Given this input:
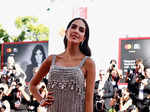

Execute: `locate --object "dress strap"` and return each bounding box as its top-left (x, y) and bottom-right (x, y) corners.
top-left (51, 55), bottom-right (56, 65)
top-left (79, 56), bottom-right (89, 68)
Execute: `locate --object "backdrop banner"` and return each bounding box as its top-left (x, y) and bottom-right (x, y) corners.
top-left (1, 41), bottom-right (48, 82)
top-left (119, 37), bottom-right (150, 76)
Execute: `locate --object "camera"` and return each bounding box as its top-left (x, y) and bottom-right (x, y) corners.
top-left (0, 87), bottom-right (4, 95)
top-left (137, 73), bottom-right (145, 81)
top-left (117, 89), bottom-right (122, 97)
top-left (15, 78), bottom-right (22, 86)
top-left (109, 64), bottom-right (116, 71)
top-left (15, 78), bottom-right (20, 83)
top-left (112, 64), bottom-right (116, 68)
top-left (127, 65), bottom-right (132, 73)
top-left (12, 78), bottom-right (22, 88)
top-left (110, 64), bottom-right (116, 70)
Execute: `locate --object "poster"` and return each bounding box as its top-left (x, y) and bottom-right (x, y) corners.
top-left (0, 44), bottom-right (1, 69)
top-left (119, 37), bottom-right (150, 76)
top-left (1, 41), bottom-right (48, 82)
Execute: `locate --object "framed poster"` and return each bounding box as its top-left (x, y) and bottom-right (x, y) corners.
top-left (1, 41), bottom-right (48, 83)
top-left (119, 37), bottom-right (150, 76)
top-left (0, 44), bottom-right (1, 69)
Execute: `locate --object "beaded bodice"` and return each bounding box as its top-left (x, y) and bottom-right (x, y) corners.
top-left (47, 55), bottom-right (88, 112)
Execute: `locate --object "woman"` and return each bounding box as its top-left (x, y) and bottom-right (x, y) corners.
top-left (25, 44), bottom-right (46, 83)
top-left (29, 17), bottom-right (96, 112)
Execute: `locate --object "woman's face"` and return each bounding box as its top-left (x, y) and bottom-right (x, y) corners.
top-left (66, 19), bottom-right (86, 44)
top-left (35, 49), bottom-right (43, 64)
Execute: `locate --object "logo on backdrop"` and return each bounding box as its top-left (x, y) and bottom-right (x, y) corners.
top-left (72, 7), bottom-right (88, 19)
top-left (124, 44), bottom-right (132, 50)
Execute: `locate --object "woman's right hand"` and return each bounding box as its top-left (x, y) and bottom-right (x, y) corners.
top-left (40, 92), bottom-right (55, 106)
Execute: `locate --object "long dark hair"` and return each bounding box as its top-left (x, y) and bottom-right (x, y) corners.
top-left (64, 17), bottom-right (91, 56)
top-left (31, 44), bottom-right (46, 66)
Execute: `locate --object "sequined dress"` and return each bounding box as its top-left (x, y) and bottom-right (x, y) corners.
top-left (47, 55), bottom-right (88, 112)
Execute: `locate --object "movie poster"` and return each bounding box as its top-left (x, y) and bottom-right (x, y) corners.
top-left (1, 41), bottom-right (48, 82)
top-left (0, 44), bottom-right (1, 69)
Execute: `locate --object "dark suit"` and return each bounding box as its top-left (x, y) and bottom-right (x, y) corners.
top-left (102, 76), bottom-right (115, 111)
top-left (136, 79), bottom-right (150, 111)
top-left (128, 72), bottom-right (150, 111)
top-left (94, 80), bottom-right (105, 112)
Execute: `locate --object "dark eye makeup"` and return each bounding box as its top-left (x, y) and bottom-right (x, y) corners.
top-left (71, 24), bottom-right (85, 33)
top-left (71, 24), bottom-right (77, 29)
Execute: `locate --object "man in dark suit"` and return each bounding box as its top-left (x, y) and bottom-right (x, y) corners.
top-left (136, 67), bottom-right (150, 111)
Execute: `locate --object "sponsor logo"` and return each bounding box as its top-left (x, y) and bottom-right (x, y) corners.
top-left (13, 48), bottom-right (18, 53)
top-left (124, 44), bottom-right (132, 50)
top-left (6, 48), bottom-right (12, 53)
top-left (134, 43), bottom-right (140, 49)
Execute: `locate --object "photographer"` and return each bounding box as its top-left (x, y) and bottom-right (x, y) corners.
top-left (6, 67), bottom-right (16, 86)
top-left (5, 79), bottom-right (30, 112)
top-left (107, 59), bottom-right (120, 89)
top-left (0, 87), bottom-right (10, 112)
top-left (135, 67), bottom-right (150, 111)
top-left (100, 59), bottom-right (120, 111)
top-left (127, 59), bottom-right (145, 105)
top-left (127, 58), bottom-right (150, 111)
top-left (6, 54), bottom-right (26, 85)
top-left (119, 88), bottom-right (137, 112)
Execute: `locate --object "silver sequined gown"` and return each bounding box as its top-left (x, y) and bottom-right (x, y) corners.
top-left (47, 55), bottom-right (88, 112)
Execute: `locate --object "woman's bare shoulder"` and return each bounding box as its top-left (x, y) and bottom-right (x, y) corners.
top-left (83, 57), bottom-right (95, 79)
top-left (85, 57), bottom-right (95, 66)
top-left (46, 54), bottom-right (63, 63)
top-left (46, 55), bottom-right (52, 61)
top-left (44, 55), bottom-right (55, 64)
top-left (83, 57), bottom-right (95, 72)
top-left (40, 55), bottom-right (55, 70)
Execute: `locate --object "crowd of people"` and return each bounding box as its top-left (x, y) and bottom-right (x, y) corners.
top-left (1, 57), bottom-right (150, 112)
top-left (0, 61), bottom-right (48, 112)
top-left (0, 43), bottom-right (48, 112)
top-left (94, 59), bottom-right (150, 112)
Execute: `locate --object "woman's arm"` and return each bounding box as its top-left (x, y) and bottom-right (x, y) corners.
top-left (85, 58), bottom-right (96, 112)
top-left (29, 55), bottom-right (52, 104)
